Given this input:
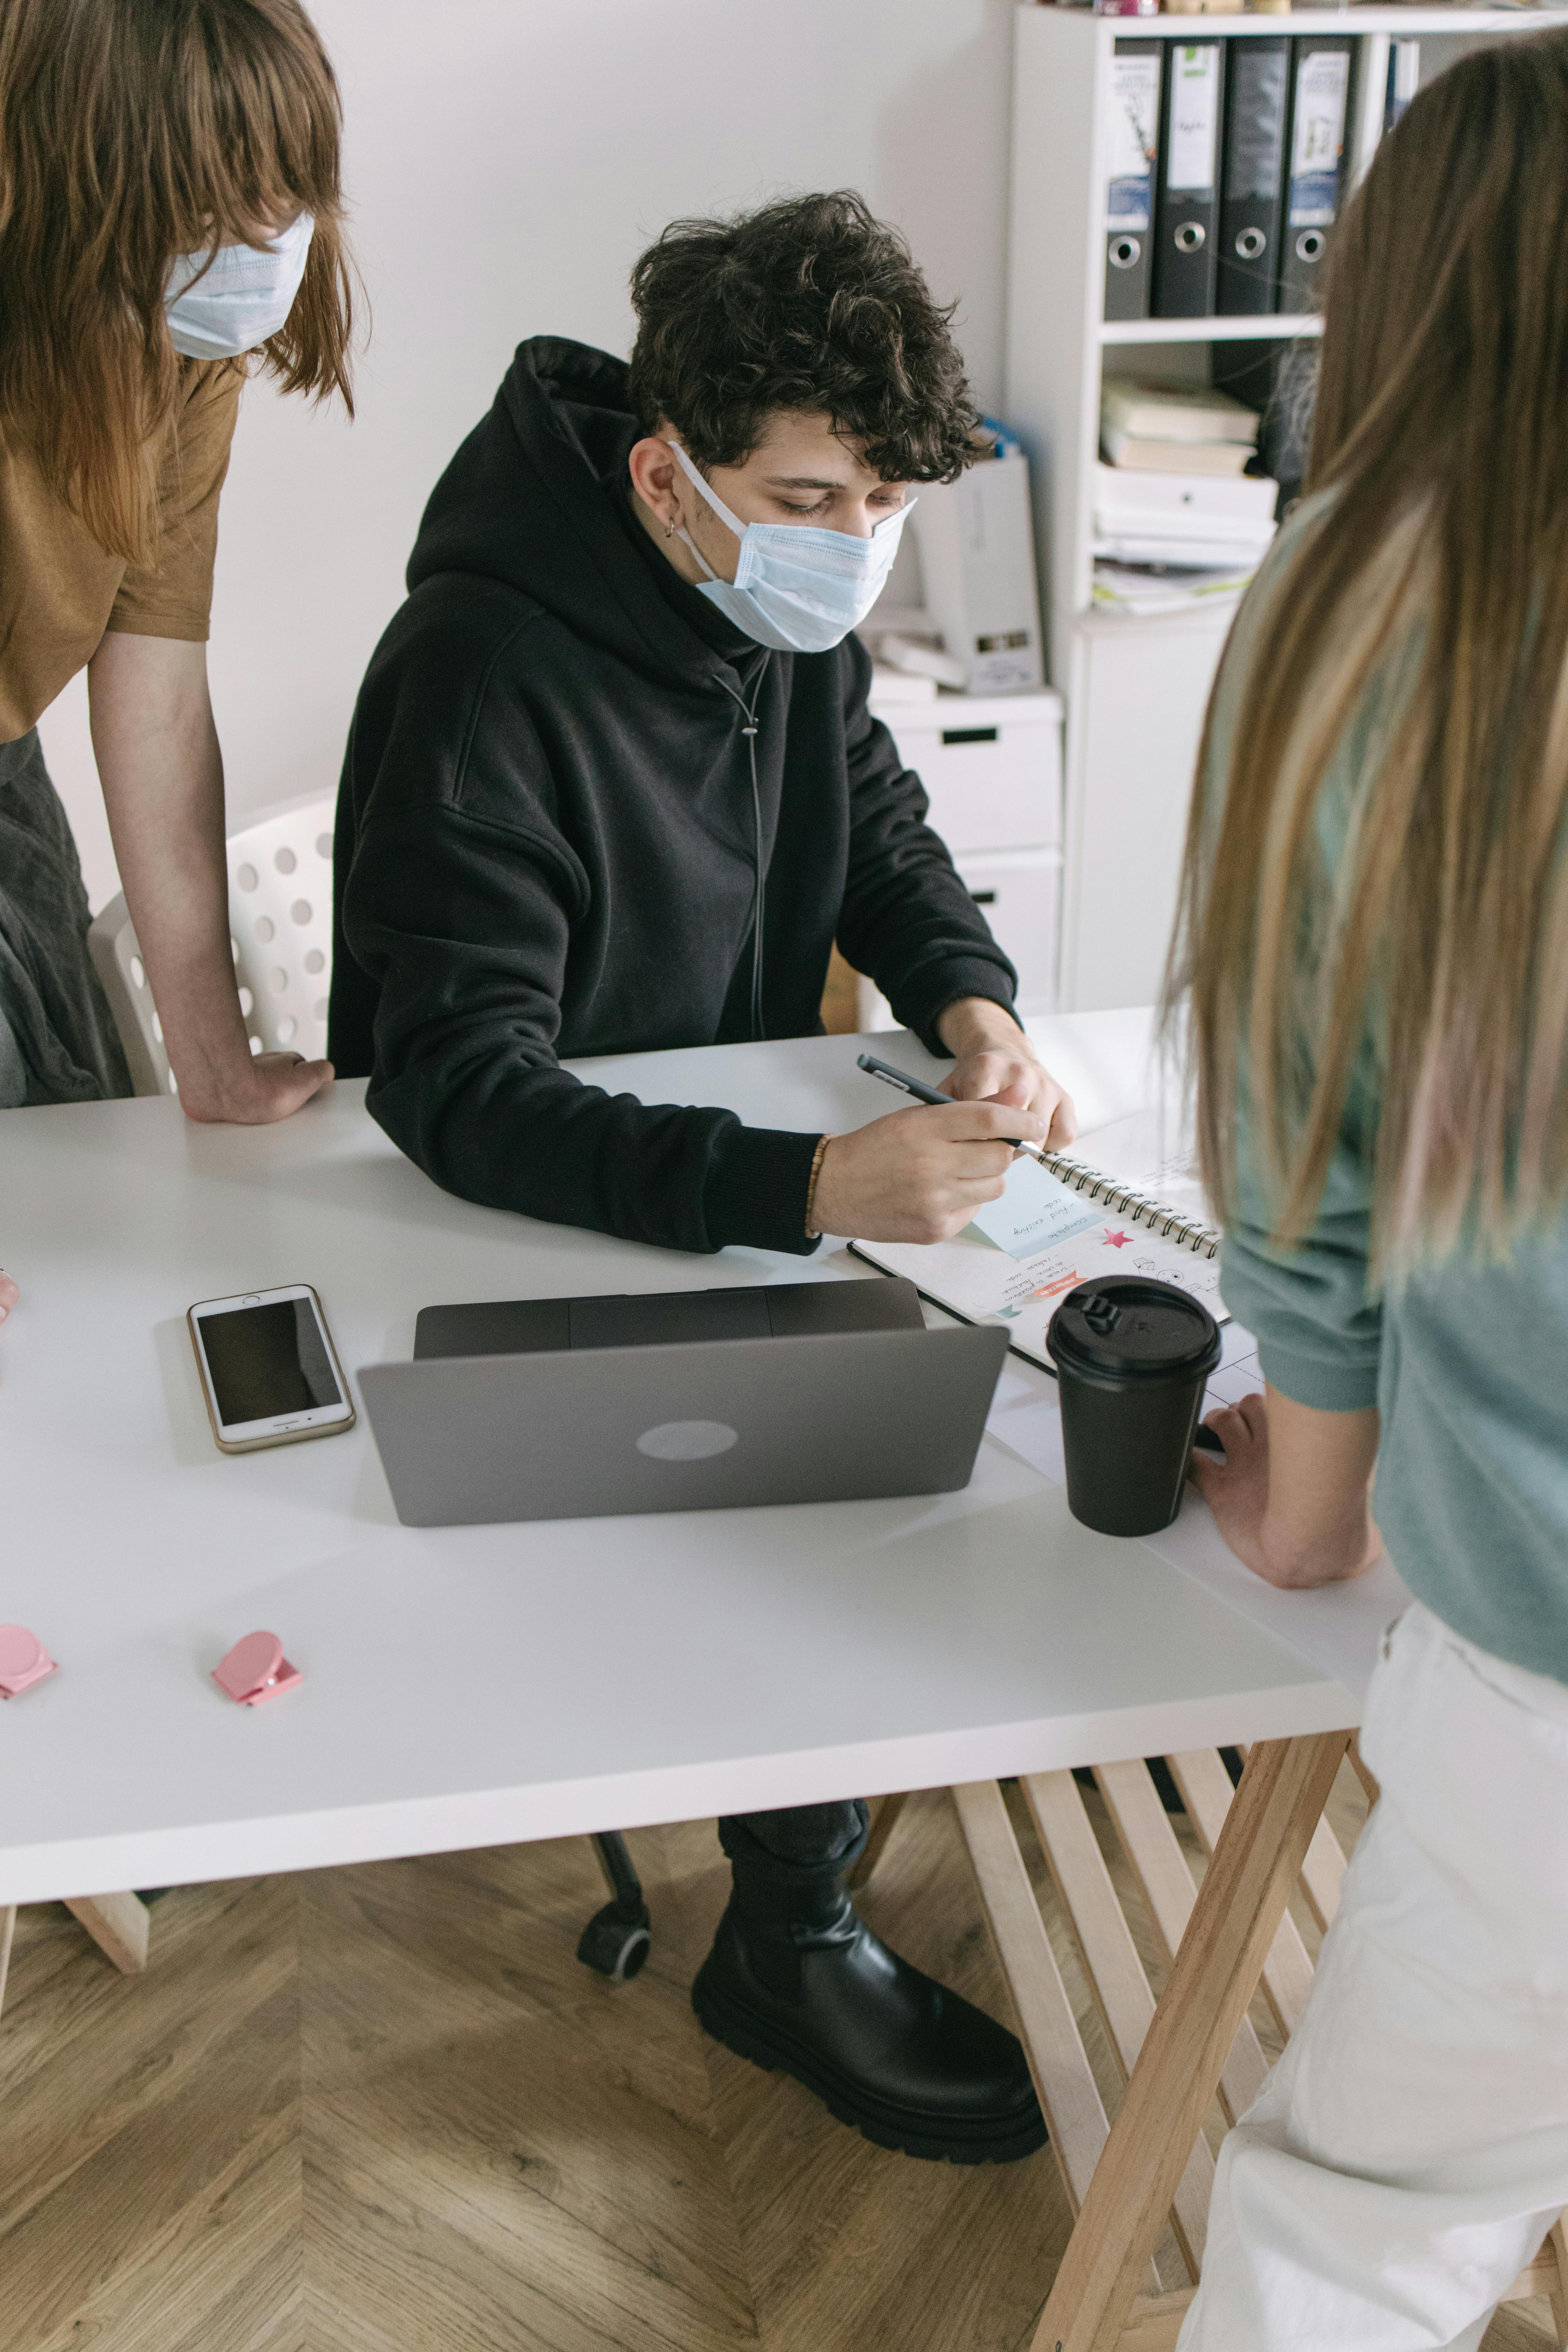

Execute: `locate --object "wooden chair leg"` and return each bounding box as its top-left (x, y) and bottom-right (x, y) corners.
top-left (0, 1905), bottom-right (15, 2021)
top-left (847, 1791), bottom-right (910, 1892)
top-left (1033, 1732), bottom-right (1350, 2352)
top-left (62, 1892), bottom-right (150, 1975)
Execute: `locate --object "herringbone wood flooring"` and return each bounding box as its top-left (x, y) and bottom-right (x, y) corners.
top-left (0, 1780), bottom-right (1555, 2351)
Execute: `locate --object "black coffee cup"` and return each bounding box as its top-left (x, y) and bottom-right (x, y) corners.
top-left (1045, 1275), bottom-right (1222, 1538)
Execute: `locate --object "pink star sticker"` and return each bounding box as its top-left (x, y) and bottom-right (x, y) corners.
top-left (1104, 1228), bottom-right (1132, 1249)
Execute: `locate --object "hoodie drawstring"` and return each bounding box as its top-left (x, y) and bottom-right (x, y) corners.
top-left (713, 654), bottom-right (772, 1042)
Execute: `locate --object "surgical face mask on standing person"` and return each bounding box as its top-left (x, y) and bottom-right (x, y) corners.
top-left (163, 211), bottom-right (315, 363)
top-left (666, 440), bottom-right (912, 656)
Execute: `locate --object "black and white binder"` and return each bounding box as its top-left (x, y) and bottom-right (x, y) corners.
top-left (1153, 40), bottom-right (1226, 319)
top-left (1103, 38), bottom-right (1163, 325)
top-left (1216, 36), bottom-right (1289, 317)
top-left (1280, 36), bottom-right (1356, 314)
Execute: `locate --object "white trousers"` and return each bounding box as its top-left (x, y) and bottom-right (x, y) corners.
top-left (1177, 1600), bottom-right (1568, 2352)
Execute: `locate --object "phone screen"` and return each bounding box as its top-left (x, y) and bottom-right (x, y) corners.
top-left (197, 1297), bottom-right (343, 1427)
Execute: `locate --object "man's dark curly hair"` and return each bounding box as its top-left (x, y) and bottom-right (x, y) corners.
top-left (626, 191), bottom-right (980, 485)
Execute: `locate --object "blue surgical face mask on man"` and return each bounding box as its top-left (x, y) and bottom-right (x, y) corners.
top-left (666, 440), bottom-right (912, 656)
top-left (163, 211), bottom-right (315, 363)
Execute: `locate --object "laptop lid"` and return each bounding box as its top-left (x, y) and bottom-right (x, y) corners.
top-left (358, 1323), bottom-right (1007, 1529)
top-left (412, 1276), bottom-right (928, 1360)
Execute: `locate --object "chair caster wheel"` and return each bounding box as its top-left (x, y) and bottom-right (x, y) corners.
top-left (577, 1900), bottom-right (652, 1983)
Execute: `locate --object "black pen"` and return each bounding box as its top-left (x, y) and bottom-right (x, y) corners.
top-left (855, 1051), bottom-right (1050, 1167)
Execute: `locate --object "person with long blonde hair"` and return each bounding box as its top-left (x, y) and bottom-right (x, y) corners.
top-left (1168, 31), bottom-right (1568, 2348)
top-left (0, 0), bottom-right (352, 1117)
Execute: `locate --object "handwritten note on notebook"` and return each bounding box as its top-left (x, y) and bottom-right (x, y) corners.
top-left (969, 1157), bottom-right (1105, 1259)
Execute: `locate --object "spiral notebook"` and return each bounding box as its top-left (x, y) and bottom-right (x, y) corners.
top-left (849, 1106), bottom-right (1227, 1378)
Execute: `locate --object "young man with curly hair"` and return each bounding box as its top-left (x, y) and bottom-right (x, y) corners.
top-left (331, 193), bottom-right (1070, 2164)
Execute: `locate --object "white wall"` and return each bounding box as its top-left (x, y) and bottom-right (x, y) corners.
top-left (40, 0), bottom-right (1017, 911)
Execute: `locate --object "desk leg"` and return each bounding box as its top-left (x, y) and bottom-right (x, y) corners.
top-left (63, 1892), bottom-right (150, 1976)
top-left (1032, 1732), bottom-right (1350, 2352)
top-left (1547, 2217), bottom-right (1568, 2350)
top-left (0, 1905), bottom-right (14, 2021)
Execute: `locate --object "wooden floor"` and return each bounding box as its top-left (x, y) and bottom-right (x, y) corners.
top-left (0, 1776), bottom-right (1555, 2352)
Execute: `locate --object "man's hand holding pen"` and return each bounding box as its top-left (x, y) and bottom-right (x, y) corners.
top-left (810, 1097), bottom-right (1052, 1244)
top-left (810, 1013), bottom-right (1077, 1243)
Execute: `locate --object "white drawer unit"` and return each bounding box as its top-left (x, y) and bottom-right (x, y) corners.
top-left (859, 846), bottom-right (1063, 1030)
top-left (957, 847), bottom-right (1062, 1013)
top-left (868, 686), bottom-right (1064, 856)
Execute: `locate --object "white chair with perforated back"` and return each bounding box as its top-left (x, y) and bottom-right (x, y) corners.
top-left (224, 787), bottom-right (336, 1064)
top-left (88, 788), bottom-right (337, 1097)
top-left (87, 897), bottom-right (174, 1096)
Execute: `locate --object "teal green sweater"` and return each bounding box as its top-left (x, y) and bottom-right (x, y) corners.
top-left (1206, 499), bottom-right (1568, 1685)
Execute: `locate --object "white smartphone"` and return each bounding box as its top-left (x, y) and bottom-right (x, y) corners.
top-left (187, 1283), bottom-right (356, 1455)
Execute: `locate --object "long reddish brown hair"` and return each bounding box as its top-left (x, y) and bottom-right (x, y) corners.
top-left (0, 0), bottom-right (355, 565)
top-left (1169, 30), bottom-right (1568, 1273)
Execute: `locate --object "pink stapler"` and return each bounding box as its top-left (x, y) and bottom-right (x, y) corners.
top-left (0, 1624), bottom-right (57, 1698)
top-left (212, 1629), bottom-right (302, 1707)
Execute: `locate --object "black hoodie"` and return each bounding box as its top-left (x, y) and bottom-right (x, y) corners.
top-left (329, 338), bottom-right (1018, 1256)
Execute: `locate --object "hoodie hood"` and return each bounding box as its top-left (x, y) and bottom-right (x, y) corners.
top-left (405, 336), bottom-right (744, 688)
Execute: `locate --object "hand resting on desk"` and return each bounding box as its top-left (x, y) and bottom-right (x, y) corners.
top-left (1192, 1385), bottom-right (1384, 1591)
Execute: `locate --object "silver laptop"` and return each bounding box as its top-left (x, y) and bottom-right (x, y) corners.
top-left (357, 1278), bottom-right (1007, 1528)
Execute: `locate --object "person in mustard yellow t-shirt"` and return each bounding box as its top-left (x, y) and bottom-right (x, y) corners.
top-left (0, 0), bottom-right (354, 1116)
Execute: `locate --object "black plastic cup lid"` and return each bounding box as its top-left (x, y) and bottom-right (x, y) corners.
top-left (1046, 1275), bottom-right (1222, 1385)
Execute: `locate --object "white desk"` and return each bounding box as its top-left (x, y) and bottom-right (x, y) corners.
top-left (0, 1020), bottom-right (1357, 1907)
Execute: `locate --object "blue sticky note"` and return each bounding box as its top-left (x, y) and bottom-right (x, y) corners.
top-left (969, 1157), bottom-right (1104, 1260)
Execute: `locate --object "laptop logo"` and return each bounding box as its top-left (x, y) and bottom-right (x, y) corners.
top-left (636, 1420), bottom-right (739, 1463)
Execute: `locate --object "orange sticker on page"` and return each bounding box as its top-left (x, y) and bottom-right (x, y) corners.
top-left (1035, 1269), bottom-right (1082, 1300)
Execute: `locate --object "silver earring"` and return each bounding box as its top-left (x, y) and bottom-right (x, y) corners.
top-left (664, 519), bottom-right (676, 539)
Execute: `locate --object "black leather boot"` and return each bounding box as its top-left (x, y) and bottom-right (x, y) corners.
top-left (692, 1811), bottom-right (1046, 2164)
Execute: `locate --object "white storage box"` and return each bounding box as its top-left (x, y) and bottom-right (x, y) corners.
top-left (1094, 461), bottom-right (1277, 528)
top-left (908, 452), bottom-right (1046, 695)
top-left (868, 687), bottom-right (1064, 857)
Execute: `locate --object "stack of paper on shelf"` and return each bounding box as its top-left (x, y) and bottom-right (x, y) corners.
top-left (1094, 377), bottom-right (1275, 617)
top-left (1091, 561), bottom-right (1261, 619)
top-left (1100, 377), bottom-right (1261, 477)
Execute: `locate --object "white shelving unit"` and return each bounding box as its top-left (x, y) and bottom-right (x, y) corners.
top-left (1003, 4), bottom-right (1540, 1011)
top-left (1099, 312), bottom-right (1323, 345)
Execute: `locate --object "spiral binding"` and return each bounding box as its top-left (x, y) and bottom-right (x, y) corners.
top-left (1042, 1150), bottom-right (1222, 1261)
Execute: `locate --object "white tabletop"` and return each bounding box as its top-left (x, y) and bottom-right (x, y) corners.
top-left (0, 1018), bottom-right (1358, 1906)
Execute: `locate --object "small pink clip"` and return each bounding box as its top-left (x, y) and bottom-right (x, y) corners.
top-left (212, 1629), bottom-right (302, 1707)
top-left (0, 1624), bottom-right (57, 1698)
